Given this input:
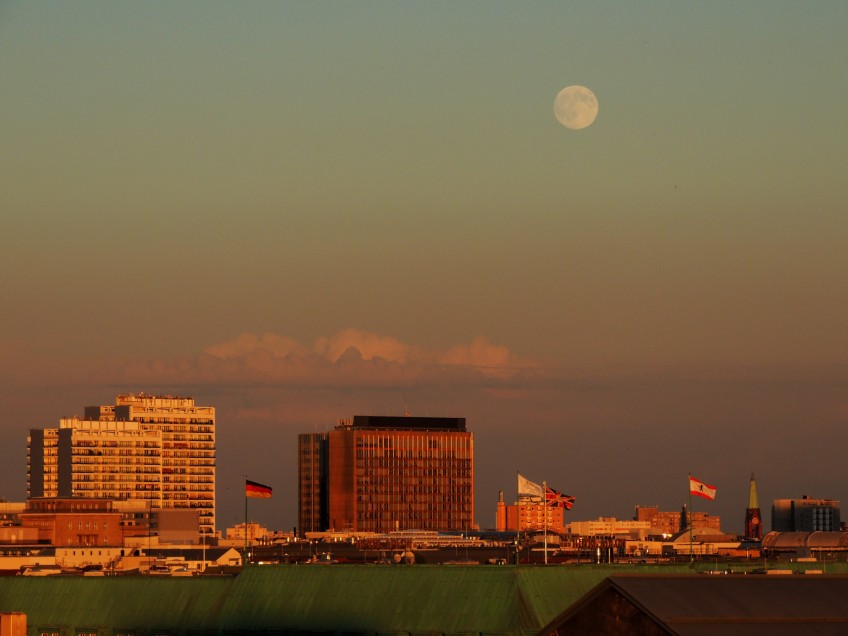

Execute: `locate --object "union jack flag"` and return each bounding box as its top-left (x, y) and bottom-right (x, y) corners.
top-left (545, 486), bottom-right (575, 510)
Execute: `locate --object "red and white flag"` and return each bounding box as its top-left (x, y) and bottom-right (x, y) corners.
top-left (689, 475), bottom-right (716, 501)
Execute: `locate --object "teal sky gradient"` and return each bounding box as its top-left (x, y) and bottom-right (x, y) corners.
top-left (1, 2), bottom-right (846, 531)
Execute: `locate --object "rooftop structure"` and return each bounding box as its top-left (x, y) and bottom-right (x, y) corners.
top-left (4, 566), bottom-right (848, 634)
top-left (542, 574), bottom-right (848, 635)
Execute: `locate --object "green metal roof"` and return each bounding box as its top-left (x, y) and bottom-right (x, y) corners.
top-left (0, 564), bottom-right (692, 635)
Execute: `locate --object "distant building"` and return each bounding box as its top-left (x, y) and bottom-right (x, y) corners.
top-left (772, 496), bottom-right (841, 532)
top-left (226, 522), bottom-right (271, 543)
top-left (762, 530), bottom-right (848, 559)
top-left (567, 517), bottom-right (651, 539)
top-left (496, 491), bottom-right (566, 534)
top-left (28, 394), bottom-right (216, 534)
top-left (17, 497), bottom-right (199, 546)
top-left (19, 498), bottom-right (123, 546)
top-left (298, 415), bottom-right (474, 534)
top-left (634, 505), bottom-right (721, 536)
top-left (0, 501), bottom-right (25, 527)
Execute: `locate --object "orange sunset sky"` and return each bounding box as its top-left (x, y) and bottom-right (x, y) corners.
top-left (1, 2), bottom-right (846, 533)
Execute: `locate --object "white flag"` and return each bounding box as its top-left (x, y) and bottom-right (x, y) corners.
top-left (518, 473), bottom-right (544, 500)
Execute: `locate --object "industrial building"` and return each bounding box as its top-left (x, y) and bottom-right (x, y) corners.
top-left (27, 394), bottom-right (216, 534)
top-left (298, 415), bottom-right (473, 534)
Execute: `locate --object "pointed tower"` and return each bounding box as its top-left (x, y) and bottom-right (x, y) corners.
top-left (744, 472), bottom-right (762, 541)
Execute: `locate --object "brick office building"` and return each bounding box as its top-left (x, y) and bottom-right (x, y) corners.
top-left (19, 498), bottom-right (123, 546)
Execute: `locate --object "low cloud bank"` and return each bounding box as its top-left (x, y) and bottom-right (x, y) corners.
top-left (93, 328), bottom-right (537, 388)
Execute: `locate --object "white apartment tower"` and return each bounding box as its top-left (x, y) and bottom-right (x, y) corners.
top-left (28, 393), bottom-right (216, 534)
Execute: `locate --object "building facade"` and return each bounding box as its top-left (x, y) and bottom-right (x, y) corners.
top-left (772, 496), bottom-right (841, 532)
top-left (298, 432), bottom-right (330, 534)
top-left (298, 415), bottom-right (473, 534)
top-left (28, 394), bottom-right (216, 534)
top-left (496, 492), bottom-right (567, 534)
top-left (567, 517), bottom-right (651, 539)
top-left (19, 498), bottom-right (123, 546)
top-left (634, 505), bottom-right (721, 536)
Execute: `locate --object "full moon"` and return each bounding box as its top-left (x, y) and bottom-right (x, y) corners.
top-left (554, 85), bottom-right (598, 130)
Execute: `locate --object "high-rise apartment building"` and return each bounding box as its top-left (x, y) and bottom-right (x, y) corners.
top-left (28, 394), bottom-right (216, 534)
top-left (298, 415), bottom-right (474, 534)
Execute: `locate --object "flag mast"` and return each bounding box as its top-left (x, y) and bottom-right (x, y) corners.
top-left (688, 473), bottom-right (693, 562)
top-left (543, 481), bottom-right (548, 565)
top-left (244, 475), bottom-right (249, 562)
top-left (516, 472), bottom-right (521, 566)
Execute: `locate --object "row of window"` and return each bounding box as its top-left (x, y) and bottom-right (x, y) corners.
top-left (354, 450), bottom-right (470, 460)
top-left (355, 474), bottom-right (473, 485)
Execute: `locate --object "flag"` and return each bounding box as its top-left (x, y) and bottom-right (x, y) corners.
top-left (689, 475), bottom-right (716, 501)
top-left (518, 473), bottom-right (544, 500)
top-left (545, 486), bottom-right (575, 510)
top-left (246, 479), bottom-right (273, 498)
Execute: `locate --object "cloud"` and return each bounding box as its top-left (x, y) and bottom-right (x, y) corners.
top-left (204, 333), bottom-right (307, 359)
top-left (313, 328), bottom-right (413, 364)
top-left (91, 329), bottom-right (536, 389)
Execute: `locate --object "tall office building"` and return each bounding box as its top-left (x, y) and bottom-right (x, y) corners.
top-left (28, 393), bottom-right (216, 534)
top-left (298, 415), bottom-right (474, 534)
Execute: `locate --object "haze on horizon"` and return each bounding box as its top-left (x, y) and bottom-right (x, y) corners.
top-left (1, 2), bottom-right (846, 535)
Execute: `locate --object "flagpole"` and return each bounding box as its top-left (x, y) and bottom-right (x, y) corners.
top-left (688, 474), bottom-right (693, 563)
top-left (516, 472), bottom-right (521, 567)
top-left (543, 481), bottom-right (548, 565)
top-left (244, 476), bottom-right (249, 564)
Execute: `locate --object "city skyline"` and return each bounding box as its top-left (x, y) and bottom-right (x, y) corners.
top-left (8, 391), bottom-right (841, 537)
top-left (1, 2), bottom-right (847, 534)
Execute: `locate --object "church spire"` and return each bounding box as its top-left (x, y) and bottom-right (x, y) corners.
top-left (747, 471), bottom-right (759, 509)
top-left (744, 471), bottom-right (762, 541)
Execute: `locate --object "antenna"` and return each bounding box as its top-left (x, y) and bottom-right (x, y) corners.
top-left (403, 396), bottom-right (411, 417)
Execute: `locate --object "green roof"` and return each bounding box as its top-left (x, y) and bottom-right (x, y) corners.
top-left (0, 564), bottom-right (691, 635)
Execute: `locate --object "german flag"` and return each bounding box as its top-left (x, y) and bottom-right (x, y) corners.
top-left (246, 479), bottom-right (273, 498)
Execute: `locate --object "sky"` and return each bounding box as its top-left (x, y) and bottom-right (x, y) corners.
top-left (1, 2), bottom-right (846, 535)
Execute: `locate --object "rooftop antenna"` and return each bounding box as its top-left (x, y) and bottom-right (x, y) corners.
top-left (403, 396), bottom-right (412, 417)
